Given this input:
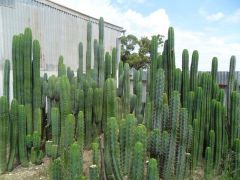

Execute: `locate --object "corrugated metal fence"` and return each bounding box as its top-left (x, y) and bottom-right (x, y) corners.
top-left (0, 0), bottom-right (123, 71)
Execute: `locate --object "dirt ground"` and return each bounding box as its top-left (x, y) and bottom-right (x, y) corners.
top-left (0, 150), bottom-right (92, 180)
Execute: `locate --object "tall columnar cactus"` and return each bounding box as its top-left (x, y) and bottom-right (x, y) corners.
top-left (144, 101), bottom-right (152, 130)
top-left (90, 165), bottom-right (99, 180)
top-left (119, 114), bottom-right (136, 174)
top-left (152, 68), bottom-right (165, 130)
top-left (58, 56), bottom-right (66, 77)
top-left (181, 49), bottom-right (189, 108)
top-left (69, 142), bottom-right (83, 179)
top-left (133, 69), bottom-right (140, 95)
top-left (3, 60), bottom-right (10, 104)
top-left (51, 107), bottom-right (60, 146)
top-left (86, 21), bottom-right (92, 74)
top-left (93, 88), bottom-right (103, 133)
top-left (92, 141), bottom-right (100, 166)
top-left (167, 27), bottom-right (175, 98)
top-left (103, 78), bottom-right (116, 132)
top-left (169, 91), bottom-right (180, 137)
top-left (105, 52), bottom-right (112, 79)
top-left (230, 91), bottom-right (239, 148)
top-left (204, 147), bottom-right (213, 179)
top-left (78, 90), bottom-right (84, 112)
top-left (211, 57), bottom-right (218, 98)
top-left (135, 81), bottom-right (143, 123)
top-left (7, 99), bottom-right (18, 171)
top-left (99, 17), bottom-right (104, 45)
top-left (174, 68), bottom-right (182, 92)
top-left (134, 124), bottom-right (147, 155)
top-left (94, 39), bottom-right (99, 73)
top-left (78, 42), bottom-right (83, 78)
top-left (85, 88), bottom-right (93, 147)
top-left (123, 64), bottom-right (130, 116)
top-left (148, 129), bottom-right (161, 158)
top-left (12, 36), bottom-right (17, 99)
top-left (187, 91), bottom-right (195, 125)
top-left (51, 158), bottom-right (62, 180)
top-left (215, 102), bottom-right (223, 167)
top-left (18, 34), bottom-right (25, 104)
top-left (130, 142), bottom-right (144, 180)
top-left (146, 158), bottom-right (159, 180)
top-left (192, 118), bottom-right (200, 169)
top-left (209, 130), bottom-right (215, 168)
top-left (24, 27), bottom-right (32, 105)
top-left (118, 61), bottom-right (124, 97)
top-left (0, 96), bottom-right (9, 173)
top-left (190, 50), bottom-right (199, 91)
top-left (59, 76), bottom-right (71, 144)
top-left (112, 48), bottom-right (117, 79)
top-left (63, 114), bottom-right (75, 148)
top-left (98, 43), bottom-right (105, 88)
top-left (76, 111), bottom-right (84, 148)
top-left (33, 40), bottom-right (41, 111)
top-left (106, 117), bottom-right (122, 179)
top-left (164, 91), bottom-right (180, 180)
top-left (150, 36), bottom-right (158, 101)
top-left (233, 138), bottom-right (240, 178)
top-left (33, 108), bottom-right (41, 139)
top-left (18, 105), bottom-right (28, 167)
top-left (227, 56), bottom-right (236, 126)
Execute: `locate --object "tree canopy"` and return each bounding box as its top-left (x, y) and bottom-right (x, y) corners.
top-left (120, 34), bottom-right (164, 69)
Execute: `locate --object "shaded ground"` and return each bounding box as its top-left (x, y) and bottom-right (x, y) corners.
top-left (0, 157), bottom-right (50, 180)
top-left (0, 150), bottom-right (210, 180)
top-left (0, 150), bottom-right (93, 180)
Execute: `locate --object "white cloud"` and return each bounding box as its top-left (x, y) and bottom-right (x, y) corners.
top-left (175, 28), bottom-right (240, 71)
top-left (227, 9), bottom-right (240, 23)
top-left (117, 0), bottom-right (146, 4)
top-left (52, 0), bottom-right (240, 71)
top-left (51, 0), bottom-right (169, 37)
top-left (206, 12), bottom-right (224, 21)
top-left (199, 9), bottom-right (224, 22)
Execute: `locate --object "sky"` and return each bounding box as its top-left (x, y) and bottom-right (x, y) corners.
top-left (51, 0), bottom-right (240, 71)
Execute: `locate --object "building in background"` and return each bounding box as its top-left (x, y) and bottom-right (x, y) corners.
top-left (0, 0), bottom-right (124, 71)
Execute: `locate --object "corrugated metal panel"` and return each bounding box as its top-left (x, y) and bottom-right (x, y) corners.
top-left (0, 0), bottom-right (123, 71)
top-left (216, 71), bottom-right (240, 85)
top-left (0, 0), bottom-right (15, 8)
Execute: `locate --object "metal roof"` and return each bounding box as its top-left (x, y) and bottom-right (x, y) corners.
top-left (34, 0), bottom-right (125, 33)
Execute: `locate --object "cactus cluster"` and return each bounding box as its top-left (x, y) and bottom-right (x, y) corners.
top-left (0, 15), bottom-right (239, 180)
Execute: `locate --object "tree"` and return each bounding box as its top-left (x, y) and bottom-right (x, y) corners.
top-left (120, 34), bottom-right (164, 69)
